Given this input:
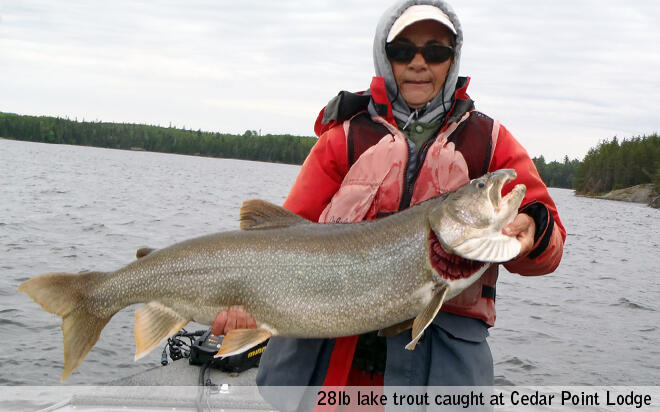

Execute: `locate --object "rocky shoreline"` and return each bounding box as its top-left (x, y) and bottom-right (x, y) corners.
top-left (578, 183), bottom-right (660, 208)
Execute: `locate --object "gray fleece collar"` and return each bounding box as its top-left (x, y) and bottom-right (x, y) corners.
top-left (370, 0), bottom-right (463, 126)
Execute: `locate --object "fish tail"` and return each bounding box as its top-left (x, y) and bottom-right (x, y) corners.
top-left (18, 271), bottom-right (113, 381)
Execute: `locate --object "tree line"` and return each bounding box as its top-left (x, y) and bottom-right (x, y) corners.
top-left (1, 112), bottom-right (657, 193)
top-left (0, 112), bottom-right (317, 165)
top-left (532, 155), bottom-right (581, 189)
top-left (532, 134), bottom-right (659, 194)
top-left (572, 134), bottom-right (659, 195)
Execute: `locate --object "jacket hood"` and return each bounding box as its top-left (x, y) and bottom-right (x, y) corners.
top-left (370, 0), bottom-right (463, 126)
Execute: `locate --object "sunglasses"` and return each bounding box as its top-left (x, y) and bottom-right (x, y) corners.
top-left (385, 42), bottom-right (454, 64)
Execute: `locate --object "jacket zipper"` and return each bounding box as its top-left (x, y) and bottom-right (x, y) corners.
top-left (398, 129), bottom-right (441, 211)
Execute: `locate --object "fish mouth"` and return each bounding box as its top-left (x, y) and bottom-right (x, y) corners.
top-left (436, 169), bottom-right (527, 263)
top-left (486, 169), bottom-right (524, 217)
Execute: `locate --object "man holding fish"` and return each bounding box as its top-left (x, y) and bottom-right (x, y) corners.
top-left (213, 0), bottom-right (566, 397)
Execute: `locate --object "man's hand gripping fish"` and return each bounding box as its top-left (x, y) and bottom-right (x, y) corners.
top-left (18, 169), bottom-right (526, 380)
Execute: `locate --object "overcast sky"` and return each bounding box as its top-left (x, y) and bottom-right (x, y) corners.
top-left (2, 0), bottom-right (658, 161)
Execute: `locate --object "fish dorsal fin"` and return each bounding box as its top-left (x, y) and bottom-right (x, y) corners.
top-left (240, 199), bottom-right (307, 230)
top-left (405, 284), bottom-right (449, 350)
top-left (136, 247), bottom-right (155, 259)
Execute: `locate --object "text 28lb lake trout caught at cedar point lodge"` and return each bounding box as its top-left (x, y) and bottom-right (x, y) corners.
top-left (19, 169), bottom-right (525, 381)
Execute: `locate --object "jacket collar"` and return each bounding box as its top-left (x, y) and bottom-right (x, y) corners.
top-left (314, 76), bottom-right (474, 138)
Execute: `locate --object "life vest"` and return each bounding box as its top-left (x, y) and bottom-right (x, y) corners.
top-left (317, 97), bottom-right (501, 325)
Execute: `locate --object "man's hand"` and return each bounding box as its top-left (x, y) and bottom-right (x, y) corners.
top-left (211, 305), bottom-right (257, 336)
top-left (502, 213), bottom-right (536, 258)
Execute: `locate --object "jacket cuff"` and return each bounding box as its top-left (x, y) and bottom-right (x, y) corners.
top-left (519, 201), bottom-right (554, 259)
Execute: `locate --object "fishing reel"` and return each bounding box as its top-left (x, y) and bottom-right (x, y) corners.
top-left (161, 329), bottom-right (204, 365)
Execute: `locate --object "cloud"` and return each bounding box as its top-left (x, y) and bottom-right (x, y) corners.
top-left (1, 0), bottom-right (658, 161)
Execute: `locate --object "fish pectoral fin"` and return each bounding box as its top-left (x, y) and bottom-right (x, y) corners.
top-left (378, 318), bottom-right (414, 337)
top-left (240, 199), bottom-right (308, 230)
top-left (405, 285), bottom-right (449, 351)
top-left (134, 302), bottom-right (188, 361)
top-left (136, 247), bottom-right (156, 259)
top-left (214, 328), bottom-right (272, 358)
top-left (452, 235), bottom-right (521, 263)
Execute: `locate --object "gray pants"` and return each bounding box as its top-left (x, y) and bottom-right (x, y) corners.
top-left (385, 322), bottom-right (493, 386)
top-left (257, 312), bottom-right (493, 411)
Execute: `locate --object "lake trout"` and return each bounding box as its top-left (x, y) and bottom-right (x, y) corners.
top-left (18, 169), bottom-right (525, 380)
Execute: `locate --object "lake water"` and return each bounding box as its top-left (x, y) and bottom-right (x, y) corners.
top-left (1, 139), bottom-right (658, 390)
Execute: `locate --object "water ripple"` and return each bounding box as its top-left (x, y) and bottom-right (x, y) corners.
top-left (639, 327), bottom-right (657, 332)
top-left (497, 356), bottom-right (537, 371)
top-left (611, 297), bottom-right (655, 311)
top-left (0, 317), bottom-right (26, 327)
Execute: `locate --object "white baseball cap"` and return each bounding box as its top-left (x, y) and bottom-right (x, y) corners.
top-left (387, 4), bottom-right (457, 43)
